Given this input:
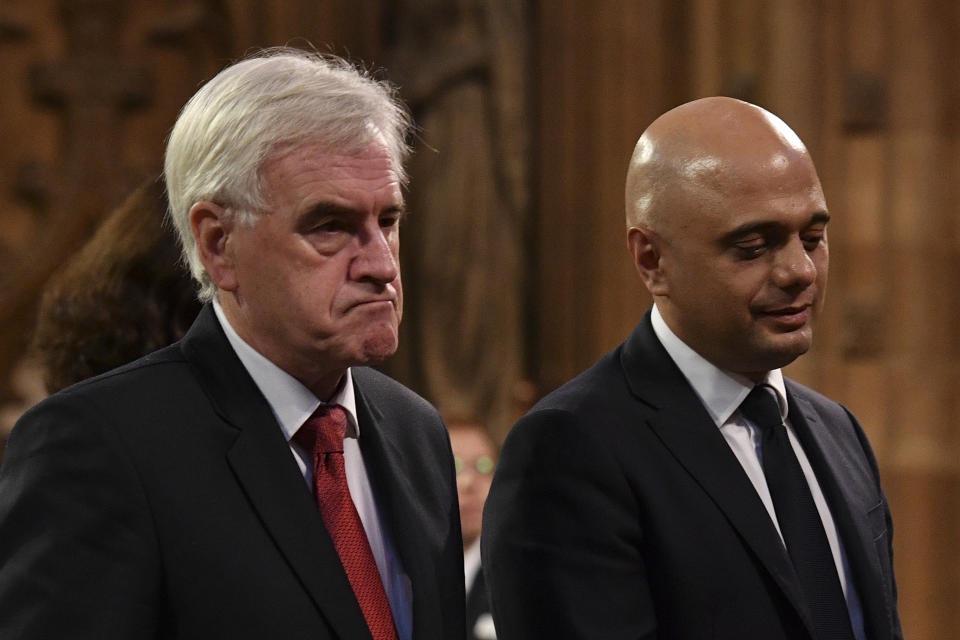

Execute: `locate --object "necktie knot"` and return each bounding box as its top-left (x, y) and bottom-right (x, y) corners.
top-left (739, 385), bottom-right (783, 433)
top-left (294, 404), bottom-right (348, 454)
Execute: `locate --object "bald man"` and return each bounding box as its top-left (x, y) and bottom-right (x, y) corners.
top-left (482, 98), bottom-right (902, 640)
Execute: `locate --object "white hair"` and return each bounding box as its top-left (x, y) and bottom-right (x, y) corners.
top-left (164, 47), bottom-right (412, 301)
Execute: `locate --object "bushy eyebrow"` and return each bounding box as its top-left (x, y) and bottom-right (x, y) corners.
top-left (295, 201), bottom-right (407, 232)
top-left (720, 211), bottom-right (830, 244)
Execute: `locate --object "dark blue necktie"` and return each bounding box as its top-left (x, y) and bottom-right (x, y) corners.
top-left (740, 385), bottom-right (855, 639)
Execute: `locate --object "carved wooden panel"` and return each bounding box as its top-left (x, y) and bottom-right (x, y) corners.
top-left (378, 0), bottom-right (532, 440)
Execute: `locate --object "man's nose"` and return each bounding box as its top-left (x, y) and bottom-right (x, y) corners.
top-left (352, 225), bottom-right (399, 284)
top-left (772, 236), bottom-right (817, 289)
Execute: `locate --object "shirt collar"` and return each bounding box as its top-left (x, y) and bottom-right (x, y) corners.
top-left (650, 304), bottom-right (787, 427)
top-left (463, 538), bottom-right (482, 591)
top-left (212, 299), bottom-right (360, 442)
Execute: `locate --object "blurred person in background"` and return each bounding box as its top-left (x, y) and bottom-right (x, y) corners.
top-left (32, 178), bottom-right (201, 393)
top-left (448, 418), bottom-right (498, 640)
top-left (0, 179), bottom-right (199, 453)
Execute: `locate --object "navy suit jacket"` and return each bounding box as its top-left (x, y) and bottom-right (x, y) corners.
top-left (0, 305), bottom-right (465, 639)
top-left (483, 311), bottom-right (901, 639)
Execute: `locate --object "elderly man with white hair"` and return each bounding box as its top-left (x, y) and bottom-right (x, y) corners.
top-left (0, 48), bottom-right (465, 640)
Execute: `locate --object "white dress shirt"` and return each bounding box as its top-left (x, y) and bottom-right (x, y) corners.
top-left (463, 539), bottom-right (482, 594)
top-left (213, 300), bottom-right (413, 639)
top-left (651, 305), bottom-right (865, 639)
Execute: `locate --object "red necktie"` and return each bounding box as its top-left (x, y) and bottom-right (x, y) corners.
top-left (294, 404), bottom-right (399, 640)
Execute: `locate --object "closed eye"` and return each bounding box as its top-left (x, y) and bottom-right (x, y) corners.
top-left (801, 228), bottom-right (826, 251)
top-left (734, 236), bottom-right (768, 259)
top-left (380, 205), bottom-right (405, 229)
top-left (379, 213), bottom-right (401, 228)
top-left (313, 219), bottom-right (350, 234)
top-left (722, 212), bottom-right (829, 260)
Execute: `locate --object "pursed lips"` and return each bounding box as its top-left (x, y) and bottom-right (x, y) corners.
top-left (347, 296), bottom-right (397, 311)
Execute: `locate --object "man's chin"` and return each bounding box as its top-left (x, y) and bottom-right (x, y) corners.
top-left (759, 331), bottom-right (812, 370)
top-left (732, 329), bottom-right (812, 376)
top-left (357, 332), bottom-right (399, 364)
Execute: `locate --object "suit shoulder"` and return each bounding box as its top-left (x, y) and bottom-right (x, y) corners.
top-left (784, 376), bottom-right (881, 464)
top-left (352, 366), bottom-right (441, 420)
top-left (15, 343), bottom-right (197, 437)
top-left (501, 346), bottom-right (632, 455)
top-left (55, 342), bottom-right (189, 398)
top-left (784, 377), bottom-right (856, 423)
top-left (530, 346), bottom-right (626, 415)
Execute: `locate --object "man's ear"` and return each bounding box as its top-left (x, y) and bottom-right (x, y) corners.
top-left (627, 226), bottom-right (669, 296)
top-left (190, 201), bottom-right (238, 292)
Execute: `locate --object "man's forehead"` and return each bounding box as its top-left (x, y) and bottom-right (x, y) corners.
top-left (662, 161), bottom-right (827, 236)
top-left (675, 144), bottom-right (822, 199)
top-left (267, 139), bottom-right (397, 170)
top-left (254, 142), bottom-right (403, 220)
top-left (260, 141), bottom-right (402, 199)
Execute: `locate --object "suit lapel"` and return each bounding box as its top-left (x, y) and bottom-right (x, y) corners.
top-left (620, 313), bottom-right (814, 633)
top-left (353, 378), bottom-right (441, 640)
top-left (180, 306), bottom-right (374, 640)
top-left (787, 389), bottom-right (892, 640)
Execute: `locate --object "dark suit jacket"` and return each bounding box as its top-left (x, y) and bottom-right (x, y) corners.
top-left (482, 312), bottom-right (901, 640)
top-left (0, 305), bottom-right (465, 639)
